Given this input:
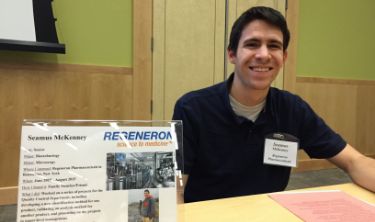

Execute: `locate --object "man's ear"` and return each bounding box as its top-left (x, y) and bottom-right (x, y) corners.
top-left (227, 49), bottom-right (236, 64)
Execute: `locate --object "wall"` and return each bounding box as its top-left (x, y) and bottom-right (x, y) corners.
top-left (294, 0), bottom-right (375, 171)
top-left (0, 0), bottom-right (134, 202)
top-left (0, 0), bottom-right (133, 66)
top-left (297, 0), bottom-right (375, 80)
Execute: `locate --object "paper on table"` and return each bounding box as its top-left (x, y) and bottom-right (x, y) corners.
top-left (269, 190), bottom-right (375, 222)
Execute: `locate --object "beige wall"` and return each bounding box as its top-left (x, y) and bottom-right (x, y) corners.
top-left (0, 63), bottom-right (134, 187)
top-left (293, 0), bottom-right (375, 170)
top-left (294, 77), bottom-right (375, 172)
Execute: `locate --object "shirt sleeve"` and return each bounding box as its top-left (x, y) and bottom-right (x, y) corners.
top-left (296, 97), bottom-right (347, 159)
top-left (172, 98), bottom-right (199, 174)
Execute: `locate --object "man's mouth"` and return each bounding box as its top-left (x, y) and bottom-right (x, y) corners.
top-left (249, 67), bottom-right (273, 72)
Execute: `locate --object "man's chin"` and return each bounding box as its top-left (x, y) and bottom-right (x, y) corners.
top-left (248, 81), bottom-right (272, 91)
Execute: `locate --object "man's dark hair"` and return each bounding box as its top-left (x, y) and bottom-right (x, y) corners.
top-left (144, 189), bottom-right (150, 193)
top-left (228, 6), bottom-right (290, 54)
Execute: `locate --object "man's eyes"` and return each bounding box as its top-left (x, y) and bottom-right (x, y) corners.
top-left (244, 42), bottom-right (259, 48)
top-left (268, 43), bottom-right (283, 49)
top-left (243, 42), bottom-right (282, 50)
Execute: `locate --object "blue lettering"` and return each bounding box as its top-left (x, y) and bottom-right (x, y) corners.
top-left (128, 131), bottom-right (135, 140)
top-left (143, 131), bottom-right (150, 140)
top-left (112, 132), bottom-right (120, 140)
top-left (159, 132), bottom-right (167, 139)
top-left (104, 132), bottom-right (112, 140)
top-left (151, 132), bottom-right (158, 140)
top-left (118, 132), bottom-right (126, 140)
top-left (103, 131), bottom-right (173, 141)
top-left (135, 131), bottom-right (143, 140)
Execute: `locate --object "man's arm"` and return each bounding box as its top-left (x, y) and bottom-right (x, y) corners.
top-left (177, 174), bottom-right (189, 204)
top-left (329, 144), bottom-right (375, 192)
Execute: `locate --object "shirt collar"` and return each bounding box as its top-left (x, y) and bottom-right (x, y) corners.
top-left (222, 73), bottom-right (277, 125)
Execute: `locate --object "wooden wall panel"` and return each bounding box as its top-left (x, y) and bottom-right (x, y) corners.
top-left (0, 186), bottom-right (17, 205)
top-left (296, 79), bottom-right (357, 145)
top-left (133, 0), bottom-right (152, 120)
top-left (356, 85), bottom-right (375, 155)
top-left (163, 0), bottom-right (219, 120)
top-left (284, 0), bottom-right (299, 93)
top-left (0, 63), bottom-right (133, 190)
top-left (294, 77), bottom-right (375, 171)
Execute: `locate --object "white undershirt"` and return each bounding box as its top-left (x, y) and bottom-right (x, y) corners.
top-left (229, 95), bottom-right (266, 122)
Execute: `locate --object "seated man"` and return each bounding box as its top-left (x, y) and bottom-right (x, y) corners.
top-left (173, 6), bottom-right (375, 203)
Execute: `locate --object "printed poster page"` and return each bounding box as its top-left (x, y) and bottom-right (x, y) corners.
top-left (17, 124), bottom-right (178, 222)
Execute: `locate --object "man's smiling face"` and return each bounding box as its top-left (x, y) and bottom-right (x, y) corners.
top-left (228, 19), bottom-right (287, 91)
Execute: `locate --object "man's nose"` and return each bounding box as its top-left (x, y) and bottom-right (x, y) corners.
top-left (255, 45), bottom-right (270, 61)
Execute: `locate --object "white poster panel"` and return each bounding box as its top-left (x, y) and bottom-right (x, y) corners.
top-left (17, 125), bottom-right (177, 222)
top-left (0, 0), bottom-right (36, 41)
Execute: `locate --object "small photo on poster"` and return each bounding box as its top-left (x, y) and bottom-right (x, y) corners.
top-left (128, 188), bottom-right (159, 222)
top-left (106, 152), bottom-right (175, 191)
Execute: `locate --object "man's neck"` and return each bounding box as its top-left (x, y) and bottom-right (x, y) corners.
top-left (230, 76), bottom-right (269, 107)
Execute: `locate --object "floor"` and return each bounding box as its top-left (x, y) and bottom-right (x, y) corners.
top-left (0, 168), bottom-right (351, 222)
top-left (286, 168), bottom-right (351, 190)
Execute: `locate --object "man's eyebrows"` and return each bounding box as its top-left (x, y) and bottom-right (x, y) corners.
top-left (242, 38), bottom-right (283, 45)
top-left (243, 38), bottom-right (260, 43)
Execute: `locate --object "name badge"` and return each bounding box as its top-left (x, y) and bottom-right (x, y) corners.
top-left (263, 133), bottom-right (299, 167)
